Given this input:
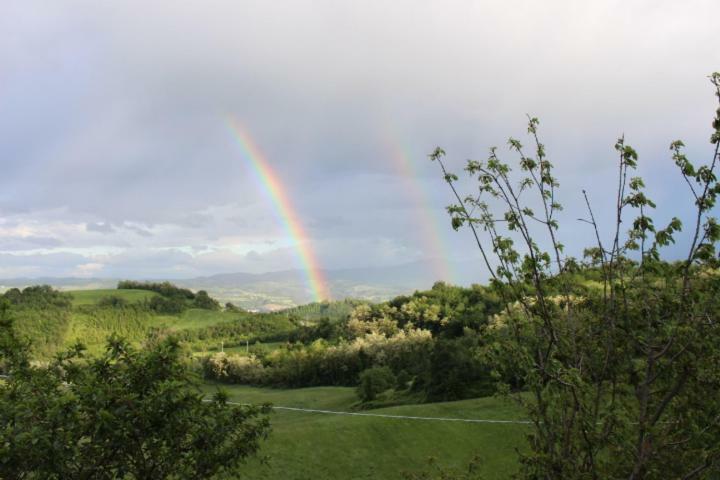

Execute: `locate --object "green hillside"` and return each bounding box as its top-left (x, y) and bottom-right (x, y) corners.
top-left (5, 287), bottom-right (300, 357)
top-left (202, 384), bottom-right (527, 479)
top-left (68, 288), bottom-right (159, 307)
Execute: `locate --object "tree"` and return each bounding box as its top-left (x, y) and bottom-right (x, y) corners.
top-left (0, 305), bottom-right (270, 479)
top-left (194, 290), bottom-right (221, 310)
top-left (431, 73), bottom-right (720, 478)
top-left (357, 366), bottom-right (397, 402)
top-left (225, 301), bottom-right (244, 313)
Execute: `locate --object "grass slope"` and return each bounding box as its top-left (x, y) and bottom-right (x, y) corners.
top-left (202, 384), bottom-right (527, 480)
top-left (23, 289), bottom-right (297, 356)
top-left (68, 289), bottom-right (158, 307)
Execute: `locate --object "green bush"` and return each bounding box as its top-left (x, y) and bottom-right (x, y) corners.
top-left (97, 295), bottom-right (129, 308)
top-left (1, 286), bottom-right (73, 357)
top-left (117, 280), bottom-right (195, 300)
top-left (203, 352), bottom-right (266, 384)
top-left (147, 295), bottom-right (186, 314)
top-left (193, 290), bottom-right (220, 310)
top-left (357, 366), bottom-right (397, 402)
top-left (0, 310), bottom-right (270, 479)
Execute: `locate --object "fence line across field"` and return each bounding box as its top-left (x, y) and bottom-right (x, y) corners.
top-left (217, 399), bottom-right (532, 425)
top-left (1, 375), bottom-right (529, 424)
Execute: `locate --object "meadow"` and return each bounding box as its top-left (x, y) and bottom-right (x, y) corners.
top-left (201, 384), bottom-right (527, 480)
top-left (68, 288), bottom-right (158, 307)
top-left (9, 288), bottom-right (298, 357)
top-left (3, 284), bottom-right (529, 478)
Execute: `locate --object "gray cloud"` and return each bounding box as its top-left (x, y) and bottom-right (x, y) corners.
top-left (1, 0), bottom-right (718, 280)
top-left (123, 223), bottom-right (153, 237)
top-left (0, 235), bottom-right (63, 251)
top-left (86, 222), bottom-right (115, 234)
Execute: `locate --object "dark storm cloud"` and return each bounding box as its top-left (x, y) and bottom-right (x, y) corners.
top-left (1, 0), bottom-right (719, 279)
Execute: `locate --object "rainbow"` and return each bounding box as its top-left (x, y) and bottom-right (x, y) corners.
top-left (226, 118), bottom-right (331, 301)
top-left (386, 140), bottom-right (455, 284)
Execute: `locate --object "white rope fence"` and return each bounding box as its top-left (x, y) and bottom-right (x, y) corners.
top-left (218, 399), bottom-right (531, 424)
top-left (1, 374), bottom-right (529, 425)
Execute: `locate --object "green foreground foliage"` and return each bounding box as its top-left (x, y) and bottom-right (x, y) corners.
top-left (426, 72), bottom-right (720, 478)
top-left (0, 303), bottom-right (270, 479)
top-left (201, 282), bottom-right (500, 404)
top-left (1, 286), bottom-right (301, 357)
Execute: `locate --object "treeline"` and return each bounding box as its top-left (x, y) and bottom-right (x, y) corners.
top-left (172, 313), bottom-right (297, 350)
top-left (1, 286), bottom-right (73, 357)
top-left (202, 282), bottom-right (501, 402)
top-left (117, 280), bottom-right (195, 298)
top-left (280, 299), bottom-right (367, 323)
top-left (117, 281), bottom-right (220, 313)
top-left (2, 285), bottom-right (72, 309)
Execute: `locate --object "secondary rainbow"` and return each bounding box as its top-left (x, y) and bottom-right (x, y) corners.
top-left (226, 118), bottom-right (331, 301)
top-left (387, 139), bottom-right (455, 284)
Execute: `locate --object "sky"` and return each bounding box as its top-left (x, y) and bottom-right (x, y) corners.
top-left (1, 0), bottom-right (719, 283)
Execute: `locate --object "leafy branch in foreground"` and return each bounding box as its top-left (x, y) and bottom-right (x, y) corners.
top-left (0, 306), bottom-right (270, 479)
top-left (431, 72), bottom-right (720, 479)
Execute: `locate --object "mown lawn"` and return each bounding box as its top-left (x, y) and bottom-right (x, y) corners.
top-left (201, 384), bottom-right (528, 480)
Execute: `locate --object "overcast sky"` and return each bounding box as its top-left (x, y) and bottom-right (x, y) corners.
top-left (1, 0), bottom-right (719, 282)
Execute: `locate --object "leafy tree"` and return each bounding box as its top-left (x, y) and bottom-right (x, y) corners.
top-left (97, 295), bottom-right (129, 308)
top-left (421, 335), bottom-right (494, 401)
top-left (148, 294), bottom-right (187, 314)
top-left (2, 285), bottom-right (72, 309)
top-left (288, 317), bottom-right (343, 343)
top-left (1, 286), bottom-right (73, 357)
top-left (118, 280), bottom-right (196, 300)
top-left (194, 290), bottom-right (221, 310)
top-left (431, 73), bottom-right (720, 478)
top-left (225, 301), bottom-right (244, 312)
top-left (357, 366), bottom-right (397, 402)
top-left (0, 305), bottom-right (270, 479)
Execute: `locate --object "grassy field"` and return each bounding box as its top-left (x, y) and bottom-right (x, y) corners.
top-left (171, 308), bottom-right (244, 330)
top-left (10, 287), bottom-right (528, 477)
top-left (12, 288), bottom-right (352, 357)
top-left (16, 289), bottom-right (296, 356)
top-left (201, 384), bottom-right (528, 480)
top-left (68, 288), bottom-right (158, 307)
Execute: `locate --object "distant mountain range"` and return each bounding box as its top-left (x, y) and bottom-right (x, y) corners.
top-left (0, 261), bottom-right (486, 311)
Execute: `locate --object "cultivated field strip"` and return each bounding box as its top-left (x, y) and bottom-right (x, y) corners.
top-left (218, 399), bottom-right (532, 424)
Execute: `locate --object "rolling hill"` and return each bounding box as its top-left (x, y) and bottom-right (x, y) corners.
top-left (0, 260), bottom-right (487, 311)
top-left (201, 384), bottom-right (527, 480)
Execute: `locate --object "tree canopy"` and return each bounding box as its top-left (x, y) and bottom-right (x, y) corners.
top-left (0, 301), bottom-right (270, 479)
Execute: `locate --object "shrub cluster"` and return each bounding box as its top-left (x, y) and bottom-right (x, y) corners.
top-left (0, 286), bottom-right (73, 357)
top-left (0, 308), bottom-right (270, 479)
top-left (117, 281), bottom-right (220, 313)
top-left (203, 325), bottom-right (434, 389)
top-left (199, 283), bottom-right (505, 401)
top-left (357, 366), bottom-right (396, 401)
top-left (117, 280), bottom-right (195, 299)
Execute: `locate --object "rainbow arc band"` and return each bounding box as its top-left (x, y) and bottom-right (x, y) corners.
top-left (227, 118), bottom-right (331, 301)
top-left (387, 140), bottom-right (455, 283)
